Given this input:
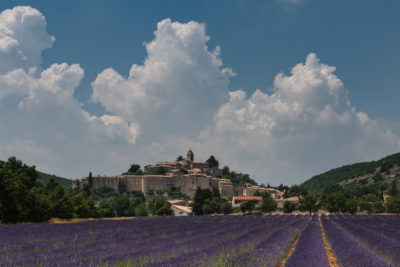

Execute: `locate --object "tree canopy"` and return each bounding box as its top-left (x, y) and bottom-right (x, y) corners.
top-left (124, 164), bottom-right (143, 175)
top-left (0, 157), bottom-right (103, 223)
top-left (206, 155), bottom-right (219, 168)
top-left (259, 196), bottom-right (277, 214)
top-left (148, 198), bottom-right (173, 216)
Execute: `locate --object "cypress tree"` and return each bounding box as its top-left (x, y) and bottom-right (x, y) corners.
top-left (88, 171), bottom-right (93, 187)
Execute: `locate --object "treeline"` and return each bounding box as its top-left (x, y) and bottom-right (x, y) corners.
top-left (0, 157), bottom-right (176, 223)
top-left (315, 182), bottom-right (400, 214)
top-left (239, 181), bottom-right (400, 215)
top-left (221, 166), bottom-right (258, 186)
top-left (0, 157), bottom-right (102, 223)
top-left (277, 181), bottom-right (400, 215)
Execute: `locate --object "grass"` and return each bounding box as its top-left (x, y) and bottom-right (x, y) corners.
top-left (319, 216), bottom-right (338, 267)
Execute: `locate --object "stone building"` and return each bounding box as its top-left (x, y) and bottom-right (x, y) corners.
top-left (72, 150), bottom-right (233, 199)
top-left (276, 196), bottom-right (299, 208)
top-left (243, 185), bottom-right (284, 200)
top-left (232, 196), bottom-right (262, 207)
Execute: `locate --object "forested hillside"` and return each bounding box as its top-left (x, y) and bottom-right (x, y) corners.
top-left (301, 153), bottom-right (400, 193)
top-left (0, 160), bottom-right (71, 189)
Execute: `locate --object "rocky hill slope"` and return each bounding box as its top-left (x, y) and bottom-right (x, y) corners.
top-left (301, 153), bottom-right (400, 194)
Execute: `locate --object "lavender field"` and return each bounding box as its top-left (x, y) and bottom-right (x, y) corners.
top-left (0, 215), bottom-right (399, 267)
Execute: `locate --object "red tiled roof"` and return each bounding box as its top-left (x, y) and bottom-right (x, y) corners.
top-left (233, 196), bottom-right (262, 201)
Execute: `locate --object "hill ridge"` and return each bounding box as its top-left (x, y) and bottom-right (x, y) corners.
top-left (301, 152), bottom-right (400, 193)
top-left (0, 159), bottom-right (71, 189)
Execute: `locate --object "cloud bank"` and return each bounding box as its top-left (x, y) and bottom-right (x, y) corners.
top-left (0, 6), bottom-right (138, 176)
top-left (1, 6), bottom-right (399, 185)
top-left (191, 54), bottom-right (400, 183)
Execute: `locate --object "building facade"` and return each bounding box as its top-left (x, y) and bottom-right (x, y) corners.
top-left (72, 150), bottom-right (234, 199)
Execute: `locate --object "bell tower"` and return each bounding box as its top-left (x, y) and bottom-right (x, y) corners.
top-left (187, 149), bottom-right (194, 162)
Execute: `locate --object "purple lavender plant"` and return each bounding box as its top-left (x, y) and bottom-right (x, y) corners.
top-left (285, 215), bottom-right (329, 267)
top-left (321, 215), bottom-right (392, 267)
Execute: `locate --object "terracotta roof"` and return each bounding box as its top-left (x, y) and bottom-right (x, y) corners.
top-left (233, 196), bottom-right (262, 201)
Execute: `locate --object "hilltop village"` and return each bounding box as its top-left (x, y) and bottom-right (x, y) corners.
top-left (72, 150), bottom-right (299, 212)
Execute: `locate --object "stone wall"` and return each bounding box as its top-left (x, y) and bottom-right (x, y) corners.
top-left (72, 173), bottom-right (234, 199)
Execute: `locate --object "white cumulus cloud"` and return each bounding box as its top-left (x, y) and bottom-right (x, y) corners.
top-left (0, 6), bottom-right (139, 178)
top-left (91, 18), bottom-right (234, 142)
top-left (1, 6), bottom-right (399, 185)
top-left (189, 53), bottom-right (400, 184)
top-left (0, 6), bottom-right (55, 73)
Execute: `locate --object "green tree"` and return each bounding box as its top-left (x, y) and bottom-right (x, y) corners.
top-left (191, 187), bottom-right (213, 215)
top-left (134, 203), bottom-right (148, 217)
top-left (75, 179), bottom-right (81, 192)
top-left (148, 198), bottom-right (173, 216)
top-left (277, 184), bottom-right (289, 192)
top-left (48, 184), bottom-right (74, 219)
top-left (283, 201), bottom-right (296, 214)
top-left (176, 156), bottom-right (184, 162)
top-left (359, 194), bottom-right (385, 214)
top-left (45, 177), bottom-right (60, 192)
top-left (287, 185), bottom-right (308, 197)
top-left (344, 199), bottom-right (358, 214)
top-left (155, 166), bottom-right (167, 175)
top-left (386, 195), bottom-right (400, 214)
top-left (388, 178), bottom-right (399, 197)
top-left (74, 194), bottom-right (98, 218)
top-left (254, 191), bottom-right (271, 199)
top-left (113, 195), bottom-right (132, 217)
top-left (240, 199), bottom-right (258, 213)
top-left (25, 187), bottom-right (52, 222)
top-left (222, 166), bottom-right (230, 176)
top-left (202, 197), bottom-right (221, 215)
top-left (129, 191), bottom-right (146, 202)
top-left (0, 157), bottom-right (41, 223)
top-left (126, 164), bottom-right (142, 175)
top-left (88, 171), bottom-right (93, 187)
top-left (220, 201), bottom-right (233, 215)
top-left (202, 203), bottom-right (214, 215)
top-left (118, 181), bottom-right (127, 194)
top-left (82, 183), bottom-right (92, 198)
top-left (259, 196), bottom-right (277, 214)
top-left (299, 195), bottom-right (318, 214)
top-left (324, 192), bottom-right (347, 214)
top-left (206, 155), bottom-right (219, 168)
top-left (99, 199), bottom-right (115, 217)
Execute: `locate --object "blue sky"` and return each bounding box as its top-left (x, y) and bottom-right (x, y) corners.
top-left (0, 0), bottom-right (399, 184)
top-left (2, 0), bottom-right (400, 121)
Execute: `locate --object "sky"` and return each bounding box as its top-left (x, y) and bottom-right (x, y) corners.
top-left (0, 0), bottom-right (400, 185)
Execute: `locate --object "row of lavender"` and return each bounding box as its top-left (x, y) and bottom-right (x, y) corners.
top-left (0, 215), bottom-right (310, 266)
top-left (285, 215), bottom-right (329, 267)
top-left (321, 215), bottom-right (400, 267)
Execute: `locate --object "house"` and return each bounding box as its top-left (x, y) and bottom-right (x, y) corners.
top-left (232, 196), bottom-right (262, 207)
top-left (168, 199), bottom-right (188, 206)
top-left (243, 185), bottom-right (284, 200)
top-left (171, 205), bottom-right (193, 216)
top-left (277, 196), bottom-right (299, 208)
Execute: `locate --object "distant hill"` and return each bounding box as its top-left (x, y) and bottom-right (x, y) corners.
top-left (301, 152), bottom-right (400, 194)
top-left (36, 171), bottom-right (72, 189)
top-left (0, 159), bottom-right (72, 189)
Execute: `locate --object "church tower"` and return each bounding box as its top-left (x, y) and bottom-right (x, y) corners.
top-left (187, 149), bottom-right (194, 162)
